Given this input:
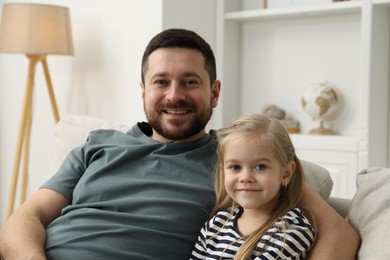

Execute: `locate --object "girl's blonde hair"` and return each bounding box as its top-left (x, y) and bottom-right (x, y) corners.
top-left (213, 114), bottom-right (307, 259)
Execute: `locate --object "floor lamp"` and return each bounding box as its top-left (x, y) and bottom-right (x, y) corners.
top-left (0, 3), bottom-right (74, 217)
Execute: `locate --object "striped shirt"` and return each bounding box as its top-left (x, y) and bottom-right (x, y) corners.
top-left (190, 207), bottom-right (315, 260)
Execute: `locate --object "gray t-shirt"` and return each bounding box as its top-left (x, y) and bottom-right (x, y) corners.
top-left (42, 122), bottom-right (217, 260)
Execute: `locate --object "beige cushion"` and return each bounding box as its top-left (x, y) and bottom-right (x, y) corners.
top-left (348, 167), bottom-right (390, 260)
top-left (49, 114), bottom-right (129, 176)
top-left (49, 115), bottom-right (334, 201)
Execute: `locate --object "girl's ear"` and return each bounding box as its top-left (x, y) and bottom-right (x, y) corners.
top-left (282, 161), bottom-right (296, 185)
top-left (219, 162), bottom-right (224, 175)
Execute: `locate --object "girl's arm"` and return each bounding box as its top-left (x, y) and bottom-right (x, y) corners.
top-left (190, 223), bottom-right (208, 260)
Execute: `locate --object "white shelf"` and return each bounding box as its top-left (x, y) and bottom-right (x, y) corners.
top-left (290, 134), bottom-right (359, 153)
top-left (373, 0), bottom-right (390, 6)
top-left (225, 1), bottom-right (361, 22)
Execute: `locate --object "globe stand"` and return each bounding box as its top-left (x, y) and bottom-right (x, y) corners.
top-left (309, 121), bottom-right (335, 135)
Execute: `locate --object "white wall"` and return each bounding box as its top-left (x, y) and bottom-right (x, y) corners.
top-left (0, 0), bottom-right (217, 224)
top-left (0, 0), bottom-right (162, 224)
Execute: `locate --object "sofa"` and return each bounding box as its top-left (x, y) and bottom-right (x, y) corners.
top-left (51, 115), bottom-right (390, 260)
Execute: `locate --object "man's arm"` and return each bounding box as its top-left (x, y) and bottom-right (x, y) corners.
top-left (302, 182), bottom-right (360, 260)
top-left (0, 188), bottom-right (69, 260)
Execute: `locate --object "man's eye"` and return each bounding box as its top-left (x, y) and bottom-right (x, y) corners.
top-left (184, 80), bottom-right (198, 86)
top-left (154, 79), bottom-right (168, 86)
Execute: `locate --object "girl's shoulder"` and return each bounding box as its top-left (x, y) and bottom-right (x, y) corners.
top-left (212, 208), bottom-right (240, 220)
top-left (274, 207), bottom-right (315, 244)
top-left (269, 208), bottom-right (315, 255)
top-left (281, 207), bottom-right (313, 227)
top-left (207, 208), bottom-right (241, 227)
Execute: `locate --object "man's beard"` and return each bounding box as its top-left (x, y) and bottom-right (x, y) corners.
top-left (144, 100), bottom-right (213, 141)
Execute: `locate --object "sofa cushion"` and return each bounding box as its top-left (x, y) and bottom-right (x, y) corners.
top-left (49, 114), bottom-right (129, 176)
top-left (348, 167), bottom-right (390, 259)
top-left (49, 115), bottom-right (334, 201)
top-left (300, 160), bottom-right (333, 200)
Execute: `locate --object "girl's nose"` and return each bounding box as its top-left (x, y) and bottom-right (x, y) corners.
top-left (239, 170), bottom-right (255, 183)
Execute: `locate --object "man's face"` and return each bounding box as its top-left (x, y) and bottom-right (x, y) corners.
top-left (140, 48), bottom-right (220, 143)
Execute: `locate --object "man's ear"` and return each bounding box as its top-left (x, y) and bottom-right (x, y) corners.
top-left (282, 161), bottom-right (296, 185)
top-left (211, 80), bottom-right (221, 108)
top-left (140, 82), bottom-right (145, 99)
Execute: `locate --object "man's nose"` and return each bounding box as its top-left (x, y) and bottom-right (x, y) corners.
top-left (166, 83), bottom-right (185, 102)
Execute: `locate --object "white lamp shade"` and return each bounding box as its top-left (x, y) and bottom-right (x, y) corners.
top-left (0, 3), bottom-right (74, 55)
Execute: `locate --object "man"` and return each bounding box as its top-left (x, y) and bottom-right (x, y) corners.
top-left (0, 29), bottom-right (359, 259)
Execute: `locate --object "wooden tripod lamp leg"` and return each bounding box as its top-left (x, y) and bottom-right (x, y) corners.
top-left (20, 56), bottom-right (61, 203)
top-left (6, 56), bottom-right (38, 218)
top-left (20, 91), bottom-right (34, 203)
top-left (7, 55), bottom-right (62, 217)
top-left (41, 57), bottom-right (60, 123)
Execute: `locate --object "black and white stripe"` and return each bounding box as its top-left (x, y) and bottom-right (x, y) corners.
top-left (191, 207), bottom-right (315, 260)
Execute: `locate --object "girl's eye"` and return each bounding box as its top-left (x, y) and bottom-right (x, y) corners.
top-left (255, 164), bottom-right (267, 171)
top-left (228, 165), bottom-right (241, 171)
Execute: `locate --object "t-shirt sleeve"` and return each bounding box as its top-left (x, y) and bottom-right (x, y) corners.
top-left (41, 129), bottom-right (125, 200)
top-left (190, 221), bottom-right (209, 260)
top-left (41, 144), bottom-right (86, 200)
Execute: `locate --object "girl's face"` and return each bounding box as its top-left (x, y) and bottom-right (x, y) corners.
top-left (221, 134), bottom-right (294, 216)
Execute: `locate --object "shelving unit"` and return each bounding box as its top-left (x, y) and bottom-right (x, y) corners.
top-left (224, 1), bottom-right (361, 22)
top-left (215, 0), bottom-right (389, 198)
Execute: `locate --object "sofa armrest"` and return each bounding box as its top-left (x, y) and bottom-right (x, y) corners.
top-left (327, 197), bottom-right (351, 218)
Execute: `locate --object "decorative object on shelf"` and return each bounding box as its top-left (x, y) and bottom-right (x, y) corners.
top-left (260, 0), bottom-right (267, 9)
top-left (261, 104), bottom-right (286, 119)
top-left (283, 118), bottom-right (300, 134)
top-left (0, 3), bottom-right (74, 217)
top-left (261, 104), bottom-right (300, 133)
top-left (301, 81), bottom-right (341, 135)
top-left (242, 0), bottom-right (266, 10)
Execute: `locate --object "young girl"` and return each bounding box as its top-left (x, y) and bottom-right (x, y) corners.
top-left (191, 114), bottom-right (315, 259)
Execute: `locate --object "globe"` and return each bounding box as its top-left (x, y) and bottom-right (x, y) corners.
top-left (301, 81), bottom-right (341, 135)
